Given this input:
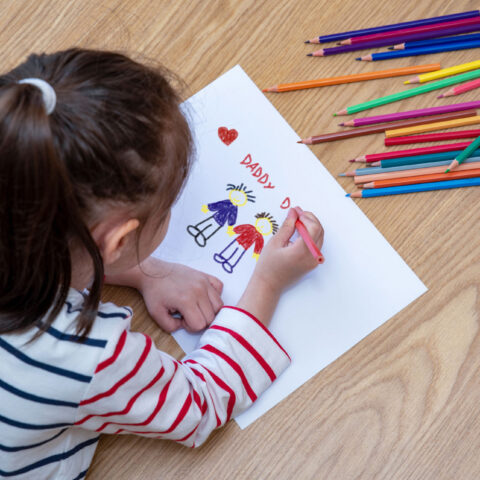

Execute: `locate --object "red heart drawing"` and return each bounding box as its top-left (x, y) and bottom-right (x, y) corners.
top-left (218, 127), bottom-right (238, 146)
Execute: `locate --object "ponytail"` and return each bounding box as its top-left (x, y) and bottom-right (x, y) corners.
top-left (0, 82), bottom-right (103, 337)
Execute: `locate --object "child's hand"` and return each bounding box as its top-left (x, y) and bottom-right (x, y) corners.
top-left (106, 258), bottom-right (224, 333)
top-left (236, 208), bottom-right (323, 325)
top-left (138, 258), bottom-right (224, 333)
top-left (254, 207), bottom-right (324, 292)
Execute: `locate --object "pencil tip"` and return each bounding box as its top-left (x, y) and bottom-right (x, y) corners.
top-left (338, 173), bottom-right (346, 177)
top-left (345, 193), bottom-right (351, 197)
top-left (349, 159), bottom-right (355, 163)
top-left (387, 47), bottom-right (393, 50)
top-left (404, 80), bottom-right (410, 85)
top-left (333, 113), bottom-right (337, 117)
top-left (297, 140), bottom-right (302, 144)
top-left (355, 57), bottom-right (361, 61)
top-left (262, 88), bottom-right (267, 92)
top-left (304, 40), bottom-right (310, 44)
top-left (437, 94), bottom-right (444, 98)
top-left (338, 123), bottom-right (344, 126)
top-left (445, 169), bottom-right (450, 173)
top-left (306, 53), bottom-right (313, 57)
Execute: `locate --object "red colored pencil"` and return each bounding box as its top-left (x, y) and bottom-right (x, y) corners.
top-left (439, 78), bottom-right (480, 97)
top-left (294, 207), bottom-right (324, 264)
top-left (384, 129), bottom-right (480, 146)
top-left (352, 142), bottom-right (472, 163)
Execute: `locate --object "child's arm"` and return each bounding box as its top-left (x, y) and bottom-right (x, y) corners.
top-left (76, 208), bottom-right (323, 447)
top-left (105, 258), bottom-right (224, 332)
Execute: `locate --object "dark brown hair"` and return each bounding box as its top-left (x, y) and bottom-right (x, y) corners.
top-left (0, 48), bottom-right (192, 338)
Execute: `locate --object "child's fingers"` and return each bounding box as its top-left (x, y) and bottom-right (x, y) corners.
top-left (154, 309), bottom-right (183, 333)
top-left (298, 212), bottom-right (324, 246)
top-left (272, 208), bottom-right (299, 246)
top-left (207, 284), bottom-right (224, 314)
top-left (181, 303), bottom-right (209, 332)
top-left (207, 274), bottom-right (223, 294)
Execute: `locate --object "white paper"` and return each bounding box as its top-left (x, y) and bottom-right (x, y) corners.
top-left (153, 65), bottom-right (427, 429)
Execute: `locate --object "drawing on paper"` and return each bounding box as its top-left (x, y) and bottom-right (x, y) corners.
top-left (218, 126), bottom-right (238, 146)
top-left (213, 212), bottom-right (278, 274)
top-left (187, 183), bottom-right (256, 247)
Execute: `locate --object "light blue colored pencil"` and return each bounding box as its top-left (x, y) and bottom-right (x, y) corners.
top-left (347, 178), bottom-right (480, 198)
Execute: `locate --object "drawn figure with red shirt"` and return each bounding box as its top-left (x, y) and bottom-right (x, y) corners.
top-left (213, 212), bottom-right (279, 274)
top-left (187, 183), bottom-right (255, 247)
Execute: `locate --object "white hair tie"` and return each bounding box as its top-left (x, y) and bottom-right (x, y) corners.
top-left (18, 78), bottom-right (57, 115)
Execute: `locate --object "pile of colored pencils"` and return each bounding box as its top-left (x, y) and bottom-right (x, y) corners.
top-left (304, 10), bottom-right (480, 60)
top-left (262, 10), bottom-right (480, 198)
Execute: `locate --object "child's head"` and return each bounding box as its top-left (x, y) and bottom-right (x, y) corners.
top-left (0, 48), bottom-right (192, 336)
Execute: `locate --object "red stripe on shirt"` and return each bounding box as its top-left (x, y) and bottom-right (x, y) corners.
top-left (201, 344), bottom-right (257, 402)
top-left (209, 325), bottom-right (276, 382)
top-left (80, 334), bottom-right (152, 406)
top-left (185, 363), bottom-right (221, 426)
top-left (108, 363), bottom-right (178, 434)
top-left (128, 394), bottom-right (193, 435)
top-left (75, 366), bottom-right (165, 426)
top-left (222, 306), bottom-right (291, 360)
top-left (95, 330), bottom-right (128, 373)
top-left (184, 359), bottom-right (235, 423)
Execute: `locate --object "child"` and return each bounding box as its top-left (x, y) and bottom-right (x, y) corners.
top-left (0, 48), bottom-right (324, 479)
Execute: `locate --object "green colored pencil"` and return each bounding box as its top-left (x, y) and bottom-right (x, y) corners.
top-left (446, 134), bottom-right (480, 172)
top-left (335, 69), bottom-right (480, 116)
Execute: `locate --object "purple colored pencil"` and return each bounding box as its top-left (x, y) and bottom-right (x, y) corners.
top-left (309, 19), bottom-right (480, 56)
top-left (307, 10), bottom-right (480, 44)
top-left (340, 101), bottom-right (480, 127)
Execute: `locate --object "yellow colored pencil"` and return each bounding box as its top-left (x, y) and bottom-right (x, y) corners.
top-left (385, 115), bottom-right (480, 138)
top-left (404, 60), bottom-right (480, 84)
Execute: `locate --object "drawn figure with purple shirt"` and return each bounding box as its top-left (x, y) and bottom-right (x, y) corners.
top-left (187, 183), bottom-right (256, 247)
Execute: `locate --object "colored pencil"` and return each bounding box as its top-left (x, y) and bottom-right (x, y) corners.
top-left (310, 23), bottom-right (480, 56)
top-left (339, 101), bottom-right (480, 127)
top-left (361, 168), bottom-right (480, 189)
top-left (446, 135), bottom-right (480, 171)
top-left (295, 218), bottom-right (324, 263)
top-left (385, 115), bottom-right (480, 138)
top-left (262, 64), bottom-right (440, 93)
top-left (298, 110), bottom-right (476, 145)
top-left (385, 129), bottom-right (480, 145)
top-left (357, 40), bottom-right (480, 61)
top-left (352, 141), bottom-right (473, 163)
top-left (404, 60), bottom-right (480, 84)
top-left (354, 161), bottom-right (480, 184)
top-left (346, 178), bottom-right (480, 198)
top-left (340, 158), bottom-right (480, 177)
top-left (439, 77), bottom-right (480, 97)
top-left (305, 10), bottom-right (480, 44)
top-left (369, 149), bottom-right (480, 168)
top-left (394, 33), bottom-right (480, 52)
top-left (342, 16), bottom-right (480, 45)
top-left (335, 69), bottom-right (480, 115)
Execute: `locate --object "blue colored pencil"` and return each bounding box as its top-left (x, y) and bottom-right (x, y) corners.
top-left (305, 10), bottom-right (480, 44)
top-left (340, 157), bottom-right (480, 177)
top-left (347, 177), bottom-right (480, 198)
top-left (358, 40), bottom-right (480, 61)
top-left (390, 32), bottom-right (480, 49)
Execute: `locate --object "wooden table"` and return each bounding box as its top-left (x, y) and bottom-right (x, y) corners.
top-left (2, 1), bottom-right (479, 478)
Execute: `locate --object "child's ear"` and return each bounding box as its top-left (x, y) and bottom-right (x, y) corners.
top-left (95, 218), bottom-right (140, 265)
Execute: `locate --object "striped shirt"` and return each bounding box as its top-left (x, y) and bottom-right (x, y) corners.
top-left (0, 288), bottom-right (290, 479)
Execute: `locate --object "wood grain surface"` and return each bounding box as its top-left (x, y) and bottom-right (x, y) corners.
top-left (1, 0), bottom-right (479, 478)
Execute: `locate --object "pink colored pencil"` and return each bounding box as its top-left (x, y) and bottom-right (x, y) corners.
top-left (340, 16), bottom-right (480, 45)
top-left (339, 101), bottom-right (480, 127)
top-left (352, 142), bottom-right (472, 163)
top-left (384, 129), bottom-right (480, 145)
top-left (439, 78), bottom-right (480, 97)
top-left (294, 210), bottom-right (324, 264)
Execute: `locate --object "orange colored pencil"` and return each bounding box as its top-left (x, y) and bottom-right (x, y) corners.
top-left (361, 168), bottom-right (480, 188)
top-left (262, 64), bottom-right (440, 93)
top-left (354, 161), bottom-right (480, 184)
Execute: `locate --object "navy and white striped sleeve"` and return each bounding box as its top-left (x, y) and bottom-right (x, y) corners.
top-left (75, 306), bottom-right (290, 447)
